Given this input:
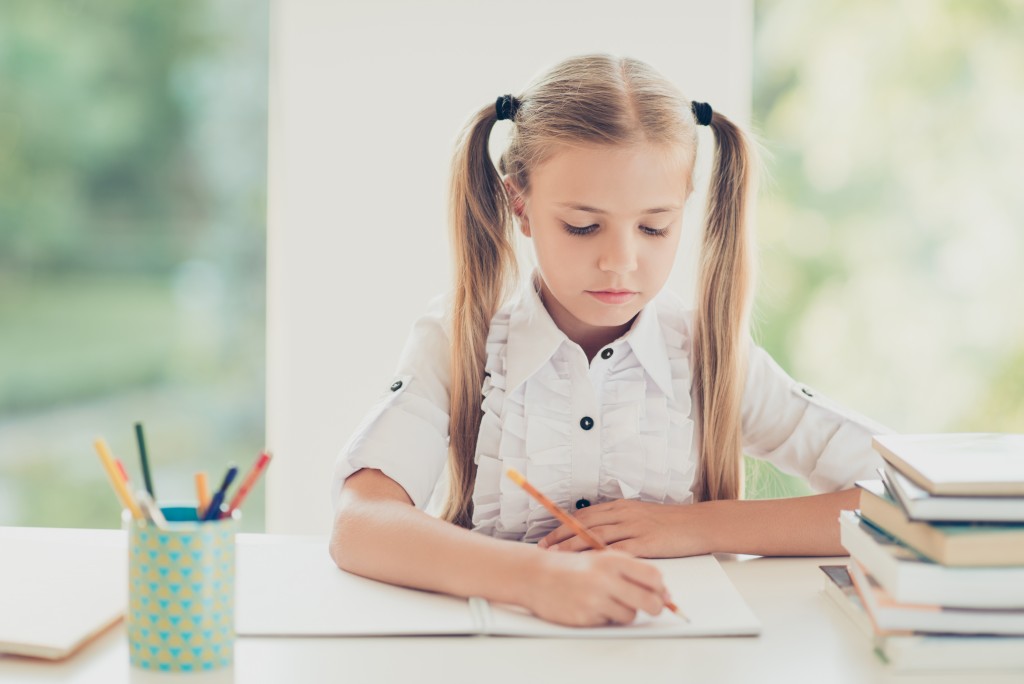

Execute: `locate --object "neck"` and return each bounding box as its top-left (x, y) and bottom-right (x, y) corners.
top-left (537, 280), bottom-right (635, 361)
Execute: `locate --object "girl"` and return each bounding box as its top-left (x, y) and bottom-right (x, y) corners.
top-left (329, 54), bottom-right (888, 627)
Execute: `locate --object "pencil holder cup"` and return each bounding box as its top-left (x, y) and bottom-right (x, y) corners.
top-left (123, 505), bottom-right (239, 672)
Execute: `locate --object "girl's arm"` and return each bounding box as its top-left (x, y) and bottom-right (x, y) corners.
top-left (538, 488), bottom-right (861, 558)
top-left (695, 488), bottom-right (860, 556)
top-left (330, 468), bottom-right (671, 626)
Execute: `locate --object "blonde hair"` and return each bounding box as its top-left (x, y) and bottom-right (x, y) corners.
top-left (443, 54), bottom-right (757, 527)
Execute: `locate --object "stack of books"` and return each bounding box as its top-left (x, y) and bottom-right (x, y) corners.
top-left (824, 433), bottom-right (1024, 672)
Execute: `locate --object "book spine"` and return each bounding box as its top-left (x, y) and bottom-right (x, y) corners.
top-left (839, 512), bottom-right (1024, 608)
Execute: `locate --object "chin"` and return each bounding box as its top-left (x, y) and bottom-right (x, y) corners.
top-left (578, 303), bottom-right (641, 328)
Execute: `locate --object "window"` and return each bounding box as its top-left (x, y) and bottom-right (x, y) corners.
top-left (753, 2), bottom-right (1023, 452)
top-left (0, 1), bottom-right (269, 530)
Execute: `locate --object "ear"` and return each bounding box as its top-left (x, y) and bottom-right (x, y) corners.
top-left (503, 177), bottom-right (531, 237)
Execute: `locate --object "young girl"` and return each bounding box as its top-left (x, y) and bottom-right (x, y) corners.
top-left (329, 53), bottom-right (888, 627)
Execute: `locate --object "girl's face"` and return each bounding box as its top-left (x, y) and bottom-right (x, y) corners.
top-left (508, 142), bottom-right (689, 349)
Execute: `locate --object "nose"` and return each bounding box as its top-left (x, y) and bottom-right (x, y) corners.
top-left (597, 228), bottom-right (638, 275)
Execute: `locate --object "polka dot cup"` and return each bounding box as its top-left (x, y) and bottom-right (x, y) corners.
top-left (125, 505), bottom-right (238, 672)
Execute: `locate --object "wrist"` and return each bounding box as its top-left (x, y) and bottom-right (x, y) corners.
top-left (488, 541), bottom-right (549, 609)
top-left (689, 498), bottom-right (734, 555)
top-left (515, 545), bottom-right (556, 611)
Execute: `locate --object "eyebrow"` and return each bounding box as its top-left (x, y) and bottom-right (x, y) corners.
top-left (555, 202), bottom-right (681, 215)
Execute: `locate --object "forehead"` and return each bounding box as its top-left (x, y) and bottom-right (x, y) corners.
top-left (528, 143), bottom-right (690, 212)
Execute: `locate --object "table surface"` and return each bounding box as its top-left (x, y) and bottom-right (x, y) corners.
top-left (1, 526), bottom-right (1021, 684)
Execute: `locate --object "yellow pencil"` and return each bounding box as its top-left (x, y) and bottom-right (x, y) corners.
top-left (93, 437), bottom-right (144, 520)
top-left (195, 472), bottom-right (211, 518)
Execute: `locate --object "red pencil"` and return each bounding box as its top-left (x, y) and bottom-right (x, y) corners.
top-left (114, 459), bottom-right (130, 484)
top-left (221, 450), bottom-right (272, 518)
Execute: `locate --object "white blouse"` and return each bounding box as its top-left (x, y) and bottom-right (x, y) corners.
top-left (332, 270), bottom-right (889, 542)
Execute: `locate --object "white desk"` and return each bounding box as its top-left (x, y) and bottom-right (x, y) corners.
top-left (1, 527), bottom-right (1020, 684)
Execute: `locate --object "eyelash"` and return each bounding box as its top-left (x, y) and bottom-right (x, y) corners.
top-left (562, 223), bottom-right (669, 238)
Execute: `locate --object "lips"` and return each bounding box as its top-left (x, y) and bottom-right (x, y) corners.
top-left (587, 290), bottom-right (638, 304)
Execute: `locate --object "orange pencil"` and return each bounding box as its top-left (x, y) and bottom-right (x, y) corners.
top-left (505, 467), bottom-right (688, 621)
top-left (195, 472), bottom-right (211, 518)
top-left (222, 450), bottom-right (272, 518)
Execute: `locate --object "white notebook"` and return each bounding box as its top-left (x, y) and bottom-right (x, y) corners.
top-left (235, 539), bottom-right (761, 638)
top-left (0, 530), bottom-right (126, 660)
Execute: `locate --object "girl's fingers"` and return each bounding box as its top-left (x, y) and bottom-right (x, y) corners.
top-left (550, 524), bottom-right (637, 552)
top-left (601, 597), bottom-right (639, 626)
top-left (538, 527), bottom-right (568, 548)
top-left (547, 535), bottom-right (584, 552)
top-left (608, 571), bottom-right (666, 617)
top-left (613, 557), bottom-right (668, 598)
top-left (539, 505), bottom-right (622, 547)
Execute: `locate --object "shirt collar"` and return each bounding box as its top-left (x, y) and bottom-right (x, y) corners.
top-left (624, 293), bottom-right (675, 399)
top-left (506, 273), bottom-right (568, 393)
top-left (505, 271), bottom-right (675, 399)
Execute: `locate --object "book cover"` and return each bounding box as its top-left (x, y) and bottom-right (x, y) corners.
top-left (872, 433), bottom-right (1024, 496)
top-left (818, 564), bottom-right (874, 639)
top-left (837, 510), bottom-right (1024, 608)
top-left (848, 561), bottom-right (1024, 635)
top-left (881, 463), bottom-right (1024, 523)
top-left (0, 533), bottom-right (126, 660)
top-left (856, 479), bottom-right (1024, 566)
top-left (819, 564), bottom-right (1024, 672)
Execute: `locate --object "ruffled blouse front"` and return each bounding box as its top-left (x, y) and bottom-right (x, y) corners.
top-left (471, 275), bottom-right (698, 542)
top-left (330, 270), bottom-right (888, 542)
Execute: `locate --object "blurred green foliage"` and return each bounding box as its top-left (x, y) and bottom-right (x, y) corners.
top-left (0, 1), bottom-right (268, 530)
top-left (3, 1), bottom-right (1022, 527)
top-left (747, 0), bottom-right (1024, 498)
top-left (751, 0), bottom-right (1024, 435)
top-left (0, 1), bottom-right (205, 275)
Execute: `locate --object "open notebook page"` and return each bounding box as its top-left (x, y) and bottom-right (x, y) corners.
top-left (235, 537), bottom-right (760, 638)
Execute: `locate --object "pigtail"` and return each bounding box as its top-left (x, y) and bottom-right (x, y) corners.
top-left (691, 110), bottom-right (757, 503)
top-left (442, 103), bottom-right (519, 527)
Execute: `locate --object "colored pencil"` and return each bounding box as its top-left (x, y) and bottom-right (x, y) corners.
top-left (222, 450), bottom-right (272, 518)
top-left (134, 422), bottom-right (156, 498)
top-left (93, 438), bottom-right (144, 520)
top-left (195, 472), bottom-right (211, 518)
top-left (114, 459), bottom-right (130, 484)
top-left (505, 467), bottom-right (688, 621)
top-left (136, 490), bottom-right (168, 529)
top-left (202, 465), bottom-right (239, 522)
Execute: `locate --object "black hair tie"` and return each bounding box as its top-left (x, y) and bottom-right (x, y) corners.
top-left (496, 94), bottom-right (521, 121)
top-left (691, 101), bottom-right (713, 126)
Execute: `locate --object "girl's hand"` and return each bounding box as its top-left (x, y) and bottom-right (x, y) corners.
top-left (520, 548), bottom-right (669, 627)
top-left (537, 499), bottom-right (712, 558)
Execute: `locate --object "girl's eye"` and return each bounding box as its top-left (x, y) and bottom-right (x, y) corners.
top-left (563, 223), bottom-right (598, 236)
top-left (562, 223), bottom-right (669, 238)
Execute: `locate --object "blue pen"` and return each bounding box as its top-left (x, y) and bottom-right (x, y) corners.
top-left (202, 465), bottom-right (239, 522)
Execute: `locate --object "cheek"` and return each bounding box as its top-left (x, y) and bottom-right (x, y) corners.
top-left (648, 233), bottom-right (683, 268)
top-left (534, 229), bottom-right (582, 262)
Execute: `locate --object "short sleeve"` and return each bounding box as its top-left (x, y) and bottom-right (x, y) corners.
top-left (330, 293), bottom-right (452, 512)
top-left (740, 342), bottom-right (892, 492)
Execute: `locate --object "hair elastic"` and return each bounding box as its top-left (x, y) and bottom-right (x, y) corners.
top-left (691, 101), bottom-right (713, 126)
top-left (495, 94), bottom-right (521, 121)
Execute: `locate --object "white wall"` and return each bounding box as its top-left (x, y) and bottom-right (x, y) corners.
top-left (266, 0), bottom-right (753, 534)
